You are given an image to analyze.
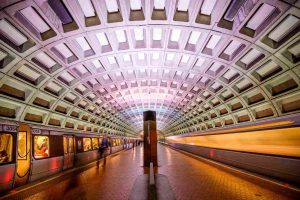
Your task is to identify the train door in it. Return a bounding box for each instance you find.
[14,124,31,187]
[63,135,74,170]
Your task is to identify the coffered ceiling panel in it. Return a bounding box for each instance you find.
[0,0,299,135]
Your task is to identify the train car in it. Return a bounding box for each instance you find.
[164,116,300,186]
[110,137,124,153]
[0,121,18,193]
[0,121,135,194]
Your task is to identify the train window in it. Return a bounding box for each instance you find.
[77,139,82,151]
[0,134,13,164]
[92,138,99,149]
[83,138,92,151]
[68,137,74,153]
[18,132,27,160]
[34,136,50,159]
[63,136,67,154]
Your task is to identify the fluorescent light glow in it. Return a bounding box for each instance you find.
[75,37,91,51]
[96,32,109,46]
[223,40,241,55]
[176,71,182,76]
[89,105,95,110]
[256,60,278,77]
[201,0,217,15]
[206,35,221,49]
[181,54,190,63]
[17,65,40,80]
[20,7,50,33]
[268,15,299,42]
[92,59,102,68]
[96,99,102,104]
[66,93,76,101]
[89,79,98,85]
[200,76,208,83]
[123,54,131,62]
[152,52,160,60]
[223,69,237,80]
[195,58,205,67]
[47,82,61,93]
[192,86,199,91]
[0,19,28,46]
[134,28,144,41]
[107,56,117,64]
[115,29,127,43]
[76,65,88,74]
[153,28,162,40]
[77,84,87,92]
[60,72,75,82]
[78,0,95,17]
[188,31,201,44]
[154,0,165,10]
[203,91,210,97]
[115,71,122,76]
[54,43,73,58]
[105,0,119,13]
[236,79,250,89]
[137,52,145,60]
[209,63,222,72]
[79,100,87,106]
[130,0,142,10]
[170,29,181,42]
[177,0,190,12]
[211,82,221,90]
[240,49,262,65]
[164,69,170,74]
[246,4,275,30]
[35,52,56,68]
[166,53,175,61]
[103,74,110,80]
[188,73,195,79]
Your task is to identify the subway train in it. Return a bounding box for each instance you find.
[0,120,139,194]
[163,115,300,187]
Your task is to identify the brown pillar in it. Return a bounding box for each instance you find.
[143,111,157,167]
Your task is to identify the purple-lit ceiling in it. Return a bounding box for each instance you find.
[0,0,299,136]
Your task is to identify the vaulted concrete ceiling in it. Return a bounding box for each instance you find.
[0,0,299,135]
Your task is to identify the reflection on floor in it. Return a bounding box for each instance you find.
[8,144,298,200]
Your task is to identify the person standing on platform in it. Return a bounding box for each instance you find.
[98,143,105,159]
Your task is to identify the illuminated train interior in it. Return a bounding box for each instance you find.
[0,0,300,199]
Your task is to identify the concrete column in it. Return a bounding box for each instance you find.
[143,111,157,167]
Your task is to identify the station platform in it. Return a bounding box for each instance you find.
[1,144,299,200]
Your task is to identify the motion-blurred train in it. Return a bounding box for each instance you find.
[0,121,139,194]
[161,115,300,187]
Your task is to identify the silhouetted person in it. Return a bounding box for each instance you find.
[98,144,105,159]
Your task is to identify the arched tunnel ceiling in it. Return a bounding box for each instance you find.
[0,0,299,135]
